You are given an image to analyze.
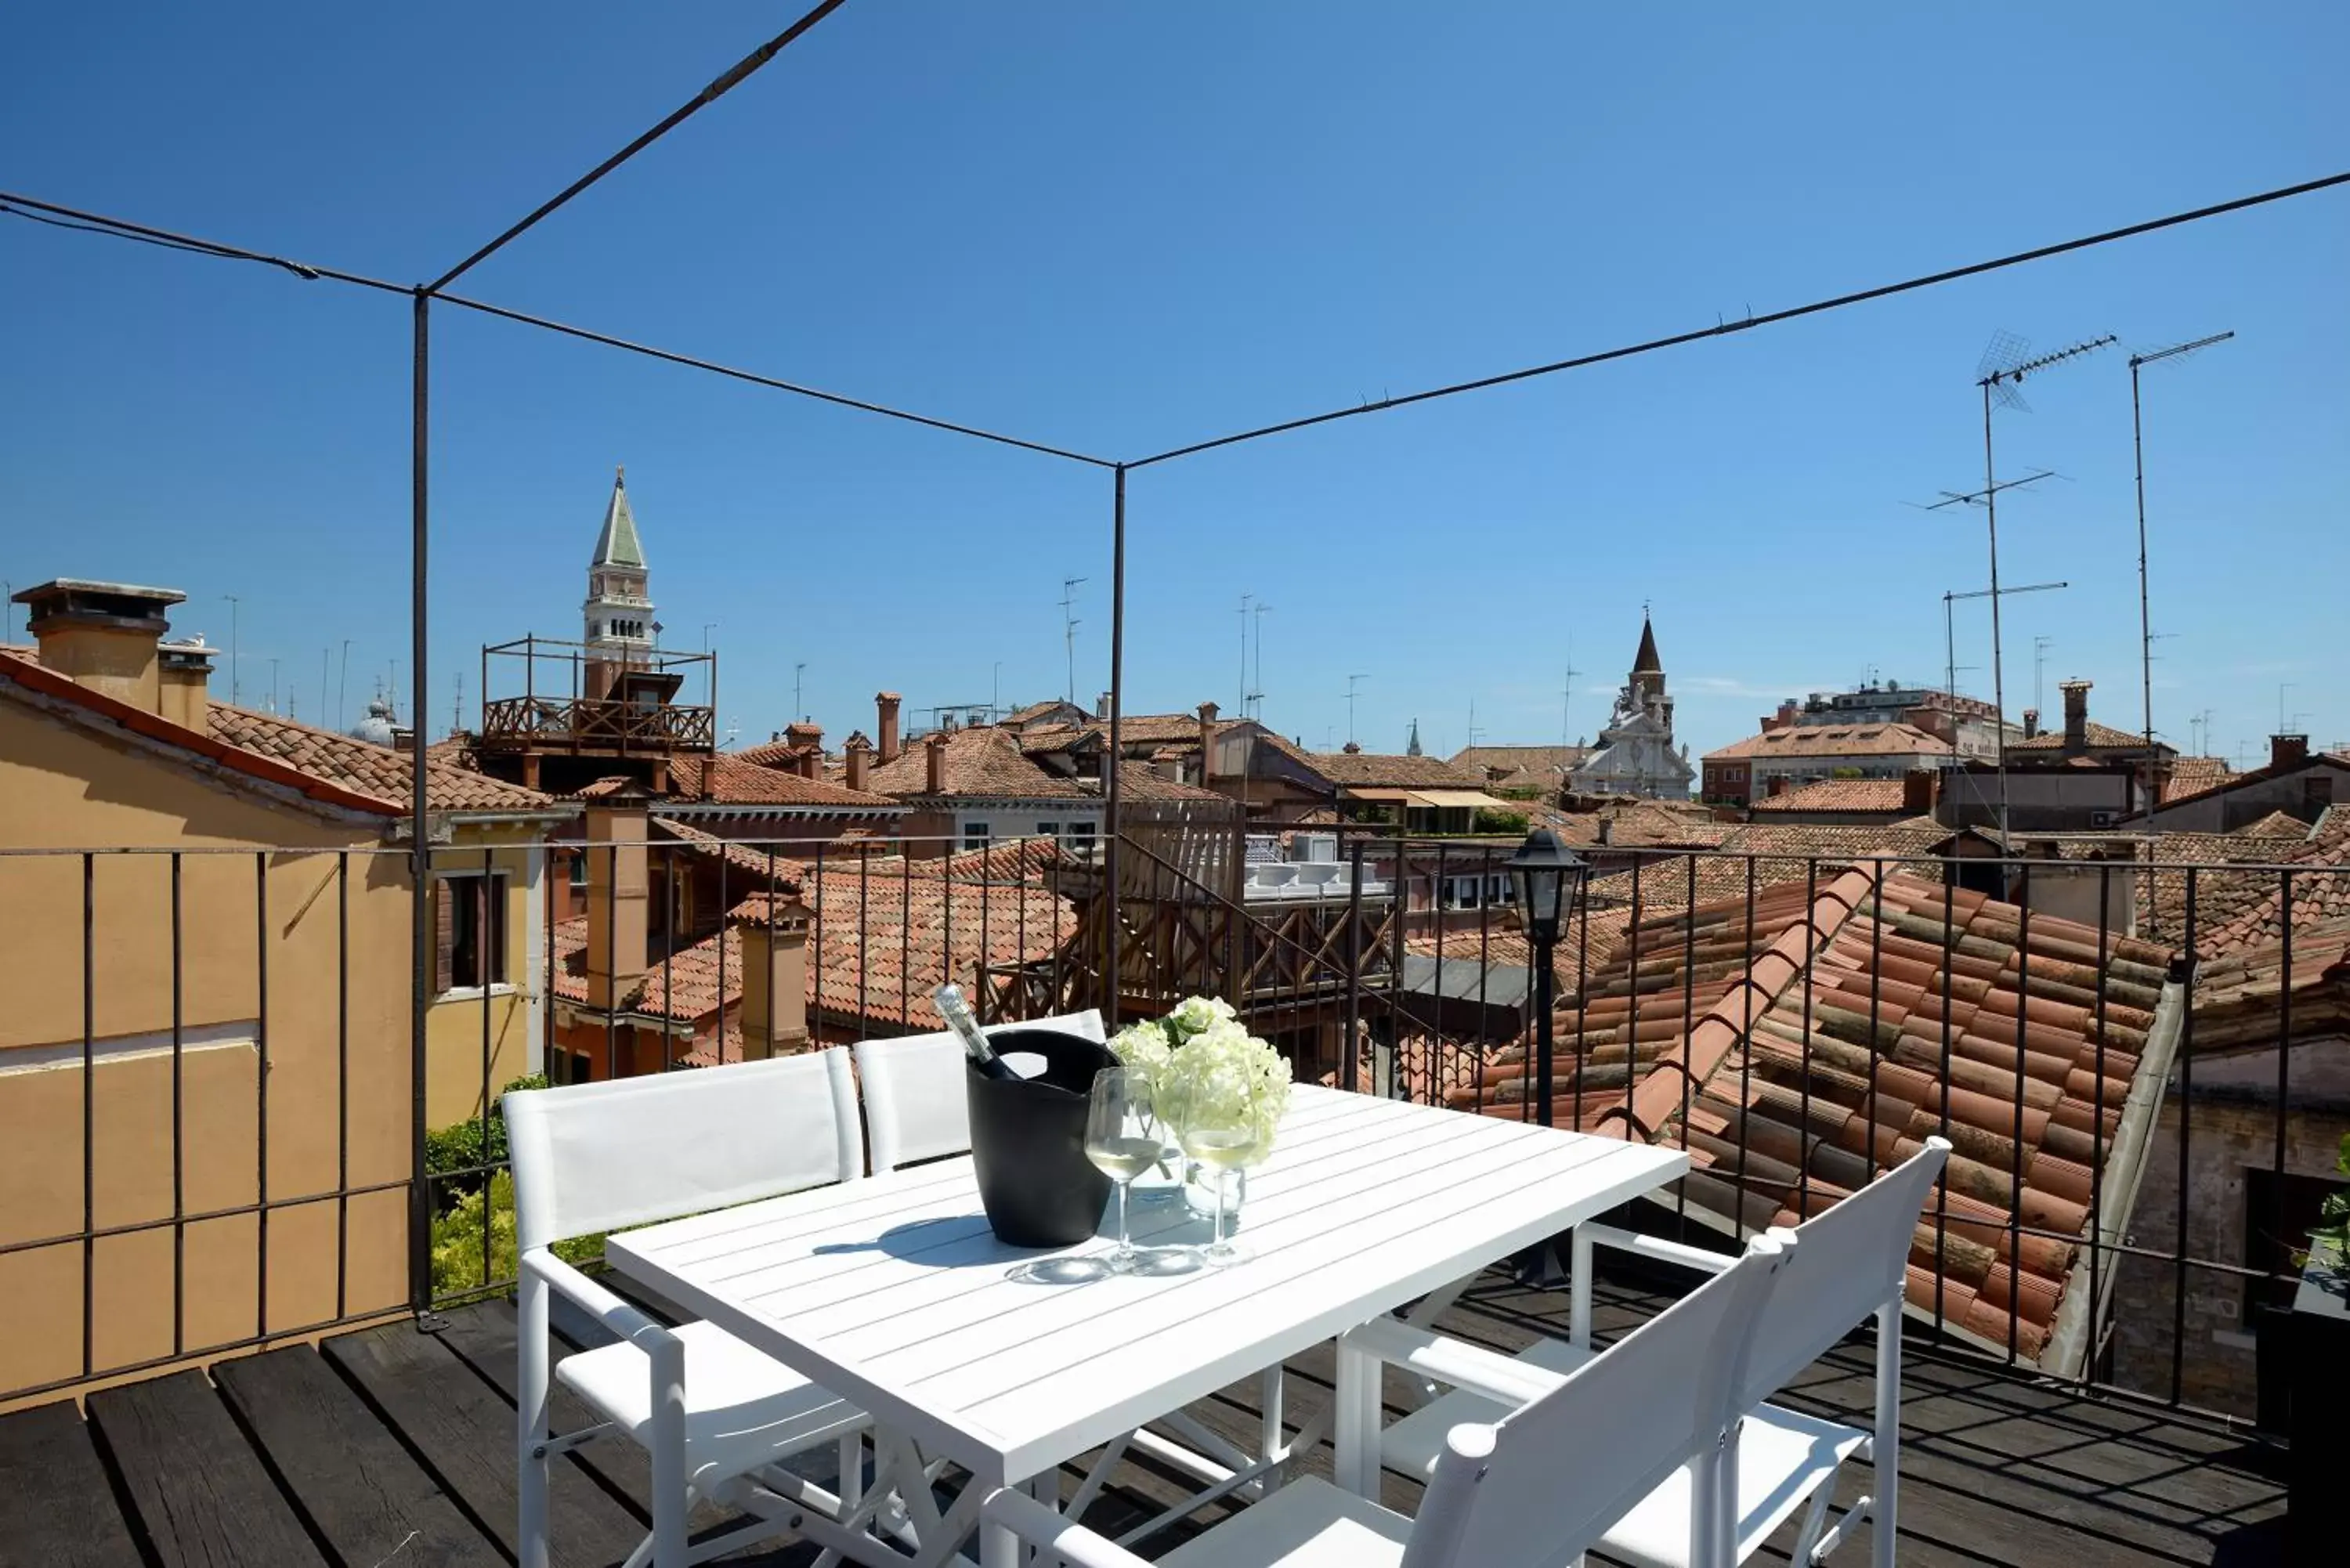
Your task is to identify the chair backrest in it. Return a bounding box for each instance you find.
[504,1049,864,1252]
[1404,1233,1789,1568]
[855,1009,1105,1173]
[1734,1136,1951,1407]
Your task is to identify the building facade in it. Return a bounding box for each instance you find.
[1566,616,1694,800]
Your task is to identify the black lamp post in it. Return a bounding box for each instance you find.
[1508,828,1590,1129]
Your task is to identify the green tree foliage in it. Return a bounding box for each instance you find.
[1473,805,1531,835]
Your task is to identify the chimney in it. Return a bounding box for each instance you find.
[734,895,810,1059]
[925,730,949,794]
[1096,691,1112,720]
[1596,815,1614,846]
[1196,700,1220,779]
[1762,699,1799,733]
[157,639,216,730]
[2271,733,2309,771]
[13,579,186,714]
[1765,775,1791,798]
[1342,740,1362,754]
[844,730,873,792]
[582,783,653,1013]
[876,692,902,764]
[796,745,822,780]
[1903,768,1940,815]
[2059,679,2092,756]
[785,720,822,757]
[2022,708,2041,740]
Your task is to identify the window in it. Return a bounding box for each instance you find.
[964,822,992,851]
[567,851,588,889]
[2245,1165,2346,1429]
[1035,821,1060,840]
[2307,775,2334,808]
[1066,821,1097,842]
[436,872,509,993]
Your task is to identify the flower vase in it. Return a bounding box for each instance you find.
[1184,1161,1246,1230]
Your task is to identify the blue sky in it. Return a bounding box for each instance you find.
[3,2,2344,768]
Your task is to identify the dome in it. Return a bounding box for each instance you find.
[348,698,397,748]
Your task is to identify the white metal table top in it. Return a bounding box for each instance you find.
[606,1083,1687,1487]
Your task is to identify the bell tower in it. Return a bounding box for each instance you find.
[583,466,654,699]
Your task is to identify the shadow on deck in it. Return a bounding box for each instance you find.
[0,1266,2287,1567]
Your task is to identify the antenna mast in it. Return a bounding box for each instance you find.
[1059,576,1088,705]
[1345,674,1368,746]
[2130,330,2232,787]
[1972,332,2117,836]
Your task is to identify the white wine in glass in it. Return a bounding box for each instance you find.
[1085,1069,1156,1271]
[1177,1115,1264,1265]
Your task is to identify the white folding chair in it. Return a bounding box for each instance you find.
[853,1007,1104,1173]
[978,1231,1793,1568]
[1363,1136,1952,1568]
[506,1050,908,1568]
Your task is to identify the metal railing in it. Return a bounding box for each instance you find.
[2,825,2341,1438]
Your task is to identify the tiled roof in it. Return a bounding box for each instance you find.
[1299,750,1488,789]
[2157,755,2231,802]
[2131,829,2312,947]
[2198,808,2350,957]
[732,738,812,770]
[867,726,1090,800]
[1528,802,1734,851]
[1100,761,1230,804]
[553,851,1073,1037]
[1704,722,1952,762]
[205,703,555,814]
[649,816,808,889]
[2010,720,2157,752]
[1579,822,1954,922]
[2234,811,2311,839]
[1455,870,2178,1367]
[2148,750,2349,813]
[1450,743,1593,777]
[2191,915,2350,1054]
[666,752,898,809]
[1748,779,1910,815]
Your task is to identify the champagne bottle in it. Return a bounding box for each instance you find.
[935,984,1021,1081]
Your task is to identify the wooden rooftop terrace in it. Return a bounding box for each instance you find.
[2,1261,2287,1568]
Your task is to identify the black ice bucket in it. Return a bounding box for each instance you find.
[967,1028,1119,1248]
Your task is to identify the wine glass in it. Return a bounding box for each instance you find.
[1084,1069,1160,1273]
[1176,1078,1265,1267]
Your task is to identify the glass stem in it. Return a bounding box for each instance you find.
[1116,1180,1132,1253]
[1213,1168,1227,1249]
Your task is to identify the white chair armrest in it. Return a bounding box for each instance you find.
[981,1487,1154,1568]
[522,1247,676,1356]
[1581,1223,1737,1275]
[1342,1318,1570,1408]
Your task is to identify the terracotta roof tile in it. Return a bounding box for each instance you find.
[2198,807,2350,956]
[2157,755,2232,802]
[1453,870,2179,1369]
[1450,743,1594,777]
[2010,719,2158,752]
[868,726,1090,799]
[1300,750,1489,790]
[666,752,898,809]
[1748,779,1910,815]
[205,703,555,814]
[2233,810,2311,839]
[1705,722,1952,762]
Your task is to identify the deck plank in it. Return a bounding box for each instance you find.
[0,1401,146,1568]
[85,1369,325,1568]
[326,1318,645,1568]
[215,1346,502,1568]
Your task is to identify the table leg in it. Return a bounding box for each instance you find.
[1333,1336,1378,1498]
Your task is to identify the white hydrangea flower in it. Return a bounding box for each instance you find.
[1108,1020,1172,1075]
[1158,1017,1292,1154]
[1166,994,1238,1043]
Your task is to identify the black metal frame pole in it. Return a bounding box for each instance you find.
[407,289,432,1314]
[1104,463,1126,1027]
[2131,356,2155,799]
[1532,931,1556,1129]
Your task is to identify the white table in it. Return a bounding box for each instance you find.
[607,1083,1687,1566]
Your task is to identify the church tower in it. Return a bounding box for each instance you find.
[1564,609,1694,800]
[583,467,654,700]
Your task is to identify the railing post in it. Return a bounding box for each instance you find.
[1343,840,1364,1094]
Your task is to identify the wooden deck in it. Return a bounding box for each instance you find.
[0,1266,2288,1568]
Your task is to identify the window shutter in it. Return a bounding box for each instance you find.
[434,879,454,993]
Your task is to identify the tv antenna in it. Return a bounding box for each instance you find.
[1237,594,1253,712]
[1345,674,1369,746]
[1059,576,1087,704]
[2031,635,2055,716]
[793,662,806,723]
[1940,580,2066,768]
[1966,331,2115,836]
[2130,330,2232,793]
[1247,602,1273,720]
[1560,640,1582,748]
